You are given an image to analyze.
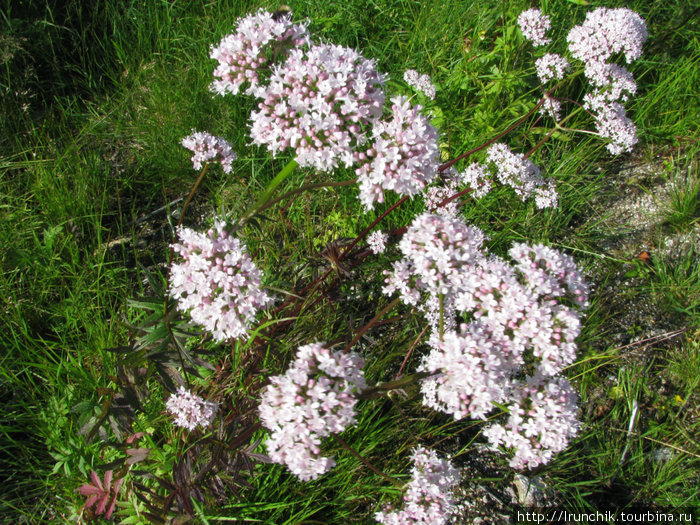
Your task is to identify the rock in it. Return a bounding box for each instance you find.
[649,447,674,462]
[513,474,552,507]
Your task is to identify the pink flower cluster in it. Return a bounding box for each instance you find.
[210,9,309,97]
[446,145,555,208]
[166,387,218,431]
[534,53,570,84]
[566,8,647,154]
[258,343,367,481]
[422,171,461,218]
[567,8,647,66]
[249,43,386,171]
[539,96,563,121]
[486,143,558,209]
[403,69,436,99]
[383,211,588,467]
[368,231,389,254]
[356,96,440,210]
[169,222,274,342]
[383,213,485,313]
[458,163,492,199]
[181,131,237,173]
[375,446,460,525]
[483,374,580,469]
[420,323,512,420]
[214,10,449,210]
[518,8,551,47]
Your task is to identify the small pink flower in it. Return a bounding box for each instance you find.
[368,231,389,254]
[259,343,366,481]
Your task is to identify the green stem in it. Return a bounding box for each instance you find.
[177,163,210,229]
[239,159,299,223]
[524,107,582,159]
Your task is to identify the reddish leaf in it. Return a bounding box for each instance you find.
[125,447,151,465]
[112,477,124,495]
[126,432,145,444]
[90,470,103,491]
[104,470,113,493]
[105,492,119,519]
[95,493,109,515]
[78,483,103,496]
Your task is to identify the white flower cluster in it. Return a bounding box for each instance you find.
[483,374,580,469]
[169,222,274,342]
[567,8,647,66]
[539,96,563,121]
[486,143,558,208]
[368,231,389,254]
[446,145,555,208]
[250,43,386,171]
[566,8,648,154]
[383,212,485,311]
[166,387,218,431]
[420,323,512,420]
[534,53,570,84]
[403,69,436,99]
[210,9,309,97]
[356,96,440,210]
[509,242,590,309]
[383,211,588,467]
[258,343,367,481]
[375,446,460,525]
[518,8,551,47]
[214,9,446,210]
[181,131,237,173]
[422,172,460,219]
[458,162,492,199]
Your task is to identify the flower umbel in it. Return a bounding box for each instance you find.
[210,9,309,97]
[259,343,367,481]
[356,96,440,210]
[169,222,274,342]
[518,8,552,47]
[375,446,461,525]
[166,387,218,431]
[182,131,237,173]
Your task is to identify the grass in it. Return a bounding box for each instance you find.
[1,0,698,522]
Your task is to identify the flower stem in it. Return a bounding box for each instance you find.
[357,370,437,400]
[177,163,210,229]
[253,179,356,217]
[239,159,299,224]
[332,434,403,488]
[343,297,401,353]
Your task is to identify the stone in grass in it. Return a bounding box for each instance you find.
[649,447,674,463]
[513,474,553,507]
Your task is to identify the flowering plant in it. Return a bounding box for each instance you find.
[81,4,653,522]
